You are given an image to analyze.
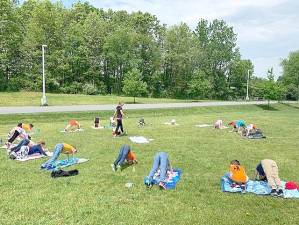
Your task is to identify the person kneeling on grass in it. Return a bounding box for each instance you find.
[244,124,257,136]
[64,120,81,132]
[214,119,223,129]
[144,152,172,190]
[41,143,77,169]
[254,159,284,197]
[229,160,249,193]
[111,144,137,171]
[228,120,246,133]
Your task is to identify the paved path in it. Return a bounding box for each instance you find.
[0,101,278,115]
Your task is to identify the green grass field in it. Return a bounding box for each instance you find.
[0,92,195,106]
[0,103,298,225]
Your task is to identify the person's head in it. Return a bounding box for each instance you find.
[228,121,236,128]
[17,123,22,127]
[118,102,123,106]
[72,147,77,154]
[38,140,46,147]
[29,124,34,129]
[253,124,257,129]
[230,160,240,166]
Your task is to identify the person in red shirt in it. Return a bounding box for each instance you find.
[111,144,137,171]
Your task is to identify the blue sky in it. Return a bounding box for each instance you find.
[21,0,299,78]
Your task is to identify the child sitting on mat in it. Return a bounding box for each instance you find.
[144,152,173,190]
[111,144,137,171]
[41,143,77,169]
[244,124,257,136]
[64,120,81,132]
[229,160,249,193]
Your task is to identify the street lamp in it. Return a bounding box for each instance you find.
[41,44,48,106]
[246,69,251,101]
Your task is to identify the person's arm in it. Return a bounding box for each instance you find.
[120,109,125,117]
[39,145,48,156]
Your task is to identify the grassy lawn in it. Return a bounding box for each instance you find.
[0,92,196,106]
[0,103,298,225]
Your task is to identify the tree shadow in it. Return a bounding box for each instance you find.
[124,101,143,104]
[280,102,299,110]
[255,104,279,111]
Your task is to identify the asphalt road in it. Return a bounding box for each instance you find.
[0,101,278,115]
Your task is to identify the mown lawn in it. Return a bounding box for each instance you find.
[0,92,196,106]
[0,104,298,225]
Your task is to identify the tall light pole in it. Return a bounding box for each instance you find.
[246,69,251,101]
[41,45,48,106]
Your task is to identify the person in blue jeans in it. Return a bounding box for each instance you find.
[9,139,48,159]
[111,144,137,171]
[144,152,172,190]
[41,143,77,169]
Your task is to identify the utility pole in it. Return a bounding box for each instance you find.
[246,69,251,101]
[41,45,48,106]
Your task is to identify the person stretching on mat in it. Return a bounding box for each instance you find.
[9,139,48,160]
[6,123,30,148]
[144,152,173,190]
[113,102,125,137]
[214,119,223,129]
[41,143,77,169]
[228,120,246,133]
[64,120,81,132]
[254,159,284,197]
[244,124,257,136]
[111,144,137,171]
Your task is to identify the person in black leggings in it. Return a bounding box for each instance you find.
[114,102,125,136]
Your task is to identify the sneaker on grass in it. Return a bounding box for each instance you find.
[277,189,284,197]
[270,189,277,197]
[111,164,116,172]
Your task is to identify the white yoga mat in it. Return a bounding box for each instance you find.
[129,136,151,144]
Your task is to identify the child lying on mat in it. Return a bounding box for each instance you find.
[228,160,249,193]
[64,120,81,132]
[254,159,284,197]
[41,143,77,169]
[111,144,137,171]
[144,152,173,190]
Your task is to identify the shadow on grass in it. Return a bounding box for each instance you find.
[280,102,299,110]
[120,162,136,172]
[124,101,143,104]
[255,104,279,111]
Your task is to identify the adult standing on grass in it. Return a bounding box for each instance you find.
[113,102,125,136]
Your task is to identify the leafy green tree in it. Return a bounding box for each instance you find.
[194,19,240,99]
[122,68,147,103]
[163,23,198,97]
[258,68,285,108]
[228,59,253,99]
[187,70,212,99]
[281,51,299,100]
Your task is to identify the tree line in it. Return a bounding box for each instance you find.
[1,0,298,101]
